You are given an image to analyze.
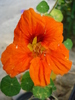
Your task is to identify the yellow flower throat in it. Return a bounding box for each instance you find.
[27,37,46,56]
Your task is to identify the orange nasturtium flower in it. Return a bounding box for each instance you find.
[1,8,72,87]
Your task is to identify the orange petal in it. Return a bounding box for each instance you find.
[29,57,40,86]
[14,8,45,45]
[29,56,51,86]
[14,8,63,51]
[46,44,72,75]
[47,55,63,74]
[1,43,32,77]
[41,57,51,85]
[42,16,63,50]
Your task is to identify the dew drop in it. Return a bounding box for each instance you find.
[65,56,68,60]
[44,54,46,56]
[58,44,60,46]
[16,45,18,49]
[49,63,50,66]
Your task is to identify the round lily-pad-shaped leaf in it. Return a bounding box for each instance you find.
[63,38,73,50]
[21,71,34,91]
[50,8,63,22]
[1,75,21,96]
[36,1,49,13]
[33,85,52,100]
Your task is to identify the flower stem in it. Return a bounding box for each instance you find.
[49,0,58,13]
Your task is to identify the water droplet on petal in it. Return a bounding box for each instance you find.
[44,54,46,56]
[65,56,69,60]
[16,45,18,49]
[58,44,60,46]
[49,63,50,66]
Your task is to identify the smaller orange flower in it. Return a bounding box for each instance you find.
[1,8,72,87]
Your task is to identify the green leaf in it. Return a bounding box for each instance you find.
[47,79,56,91]
[63,38,73,50]
[58,0,65,5]
[48,79,56,91]
[50,9,63,22]
[73,24,75,35]
[36,1,49,13]
[1,75,21,96]
[73,29,75,35]
[33,78,56,99]
[21,71,34,91]
[33,85,52,100]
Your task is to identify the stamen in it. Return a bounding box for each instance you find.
[32,37,37,45]
[27,37,46,56]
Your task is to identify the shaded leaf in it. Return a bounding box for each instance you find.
[36,1,49,13]
[33,85,52,100]
[1,75,21,96]
[58,0,65,5]
[50,9,63,22]
[64,38,73,50]
[47,79,56,91]
[21,71,34,91]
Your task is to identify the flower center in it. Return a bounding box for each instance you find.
[27,37,46,56]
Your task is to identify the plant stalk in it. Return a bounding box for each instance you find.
[49,0,58,13]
